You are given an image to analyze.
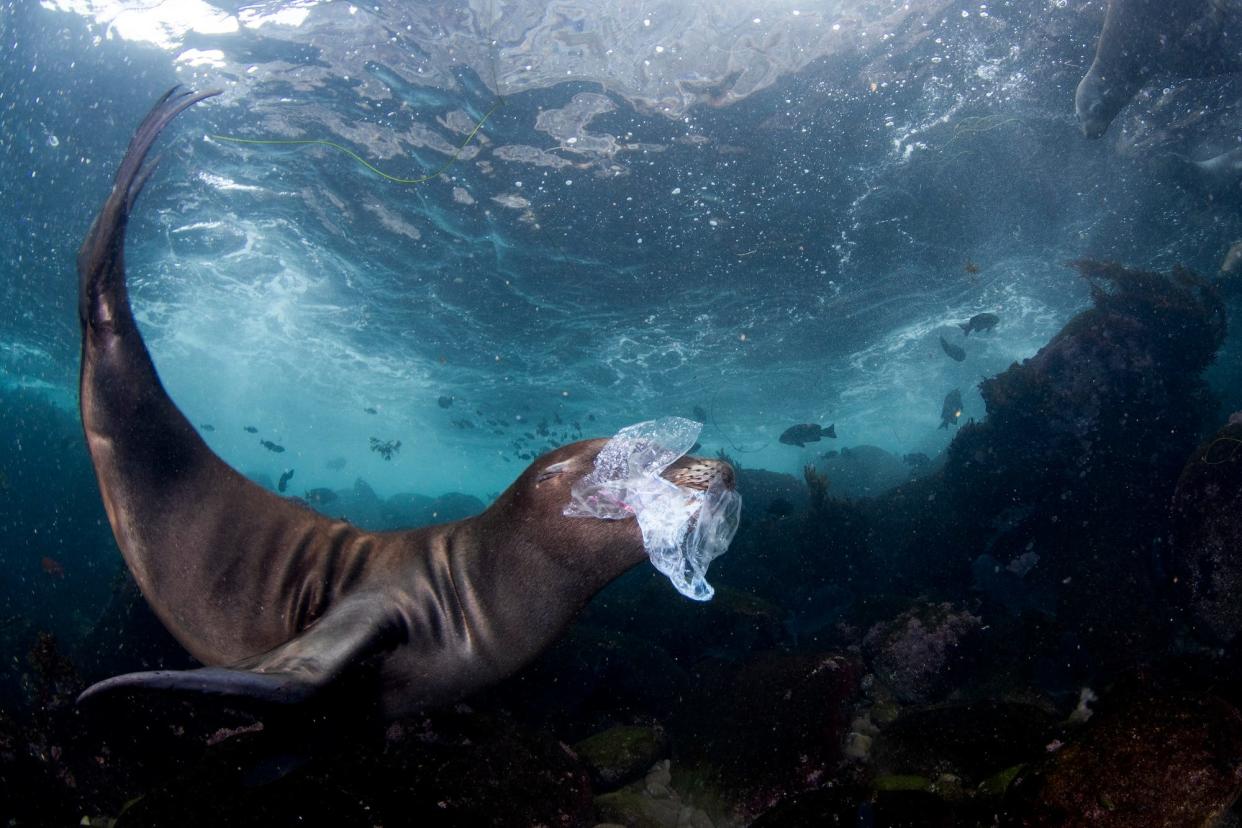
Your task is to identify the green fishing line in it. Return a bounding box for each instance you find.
[209,98,502,185]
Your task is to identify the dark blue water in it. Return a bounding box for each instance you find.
[3,1,1242,825]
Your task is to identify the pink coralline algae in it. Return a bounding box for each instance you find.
[863,602,984,704]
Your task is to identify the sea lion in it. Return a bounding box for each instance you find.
[1076,0,1241,139]
[76,88,736,718]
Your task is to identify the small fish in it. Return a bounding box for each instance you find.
[692,405,708,422]
[689,441,702,454]
[200,423,215,432]
[278,468,295,493]
[964,260,980,275]
[40,556,64,579]
[325,457,347,471]
[940,389,963,430]
[779,423,836,448]
[959,312,999,336]
[903,452,930,468]
[304,487,338,505]
[452,419,474,430]
[438,395,454,409]
[821,450,839,460]
[260,439,285,453]
[244,426,258,434]
[363,407,378,415]
[939,335,966,362]
[370,438,401,461]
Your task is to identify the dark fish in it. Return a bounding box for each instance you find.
[437,395,454,409]
[278,468,295,493]
[243,426,258,434]
[587,414,595,421]
[40,556,64,579]
[692,405,708,422]
[452,419,474,430]
[940,389,963,430]
[959,312,999,336]
[821,450,839,460]
[964,260,980,275]
[370,438,401,461]
[325,456,347,471]
[689,441,702,454]
[779,423,836,447]
[200,423,215,432]
[260,439,285,453]
[939,335,966,362]
[363,407,378,415]
[304,487,338,505]
[903,452,930,468]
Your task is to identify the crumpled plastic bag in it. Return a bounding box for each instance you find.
[564,417,742,600]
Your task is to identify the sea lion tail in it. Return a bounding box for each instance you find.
[78,86,220,331]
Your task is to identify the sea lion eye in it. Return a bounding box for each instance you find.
[537,460,573,482]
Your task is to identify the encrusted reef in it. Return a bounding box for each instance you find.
[1171,419,1242,644]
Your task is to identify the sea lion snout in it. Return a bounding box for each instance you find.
[661,456,735,493]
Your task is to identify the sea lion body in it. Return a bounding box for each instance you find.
[77,89,735,718]
[1076,0,1241,138]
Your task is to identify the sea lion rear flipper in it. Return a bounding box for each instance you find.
[78,592,404,707]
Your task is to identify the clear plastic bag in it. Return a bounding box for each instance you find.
[565,417,742,600]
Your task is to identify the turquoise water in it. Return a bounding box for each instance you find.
[3,1,1242,825]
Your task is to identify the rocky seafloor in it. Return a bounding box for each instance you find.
[4,260,1242,826]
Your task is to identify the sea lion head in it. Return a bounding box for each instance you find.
[1075,65,1124,139]
[486,438,736,583]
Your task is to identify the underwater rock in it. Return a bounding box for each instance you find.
[580,572,786,665]
[380,491,485,530]
[862,602,984,705]
[0,706,78,826]
[816,445,910,499]
[486,624,691,734]
[733,467,809,516]
[871,701,1058,786]
[1171,420,1242,644]
[572,724,668,792]
[321,477,385,527]
[109,707,595,826]
[592,760,717,828]
[950,260,1225,517]
[1007,690,1242,827]
[749,786,867,827]
[672,652,863,813]
[25,631,83,718]
[723,482,871,621]
[873,261,1227,666]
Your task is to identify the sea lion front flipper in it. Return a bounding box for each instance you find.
[79,591,405,708]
